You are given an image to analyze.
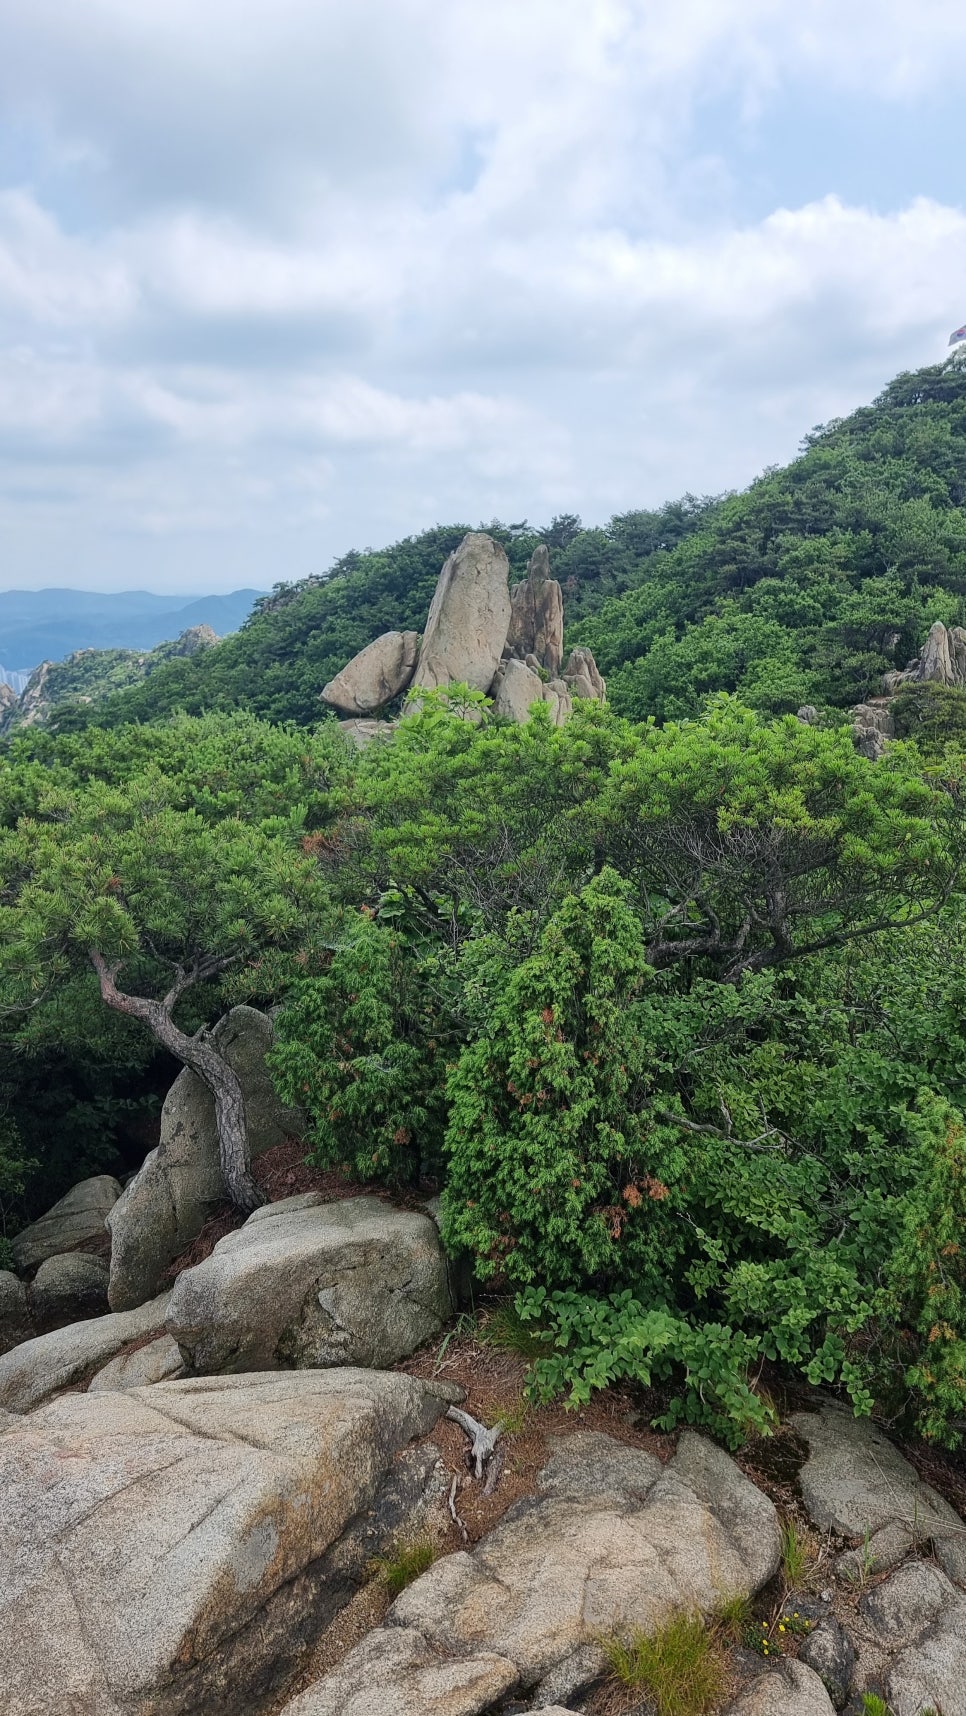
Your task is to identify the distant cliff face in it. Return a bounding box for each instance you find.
[0,627,220,735]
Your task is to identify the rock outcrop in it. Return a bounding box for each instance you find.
[167,1193,453,1374]
[29,1250,110,1329]
[414,533,512,694]
[0,1369,456,1716]
[321,631,420,715]
[281,1428,780,1715]
[107,1006,305,1311]
[562,645,606,702]
[322,534,603,741]
[792,1405,966,1584]
[884,619,966,694]
[506,544,565,676]
[0,1291,171,1412]
[489,657,571,726]
[850,700,895,761]
[0,1270,34,1353]
[11,1172,121,1271]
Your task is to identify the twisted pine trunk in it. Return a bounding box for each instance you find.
[90,953,263,1215]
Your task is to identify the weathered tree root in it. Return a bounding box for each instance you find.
[446,1406,505,1483]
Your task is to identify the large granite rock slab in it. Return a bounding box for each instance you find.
[0,1291,171,1413]
[11,1173,121,1271]
[792,1406,966,1583]
[29,1250,110,1329]
[506,544,564,676]
[282,1428,780,1716]
[108,1006,305,1311]
[0,1270,34,1353]
[321,631,420,716]
[0,1369,454,1716]
[415,533,511,694]
[167,1193,453,1374]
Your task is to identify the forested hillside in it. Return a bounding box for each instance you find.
[53,351,966,733]
[5,353,966,1453]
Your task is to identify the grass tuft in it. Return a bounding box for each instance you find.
[780,1519,811,1587]
[860,1697,891,1716]
[601,1612,724,1716]
[712,1592,751,1643]
[481,1300,552,1358]
[370,1535,436,1597]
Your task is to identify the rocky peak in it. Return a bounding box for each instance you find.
[506,542,565,676]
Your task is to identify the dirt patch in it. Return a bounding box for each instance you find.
[396,1317,675,1549]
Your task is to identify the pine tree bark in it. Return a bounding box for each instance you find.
[89,952,263,1214]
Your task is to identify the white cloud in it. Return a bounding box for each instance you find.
[0,1,964,592]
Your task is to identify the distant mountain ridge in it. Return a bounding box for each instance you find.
[0,588,266,674]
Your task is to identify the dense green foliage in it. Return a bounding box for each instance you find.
[265,694,966,1445]
[2,629,223,736]
[0,714,347,1218]
[6,356,966,1454]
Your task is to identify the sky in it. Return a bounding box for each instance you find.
[1,1,965,595]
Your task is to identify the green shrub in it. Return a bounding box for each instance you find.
[371,1536,436,1596]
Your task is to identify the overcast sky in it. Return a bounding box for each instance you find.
[1,1,965,594]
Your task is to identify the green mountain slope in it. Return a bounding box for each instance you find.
[49,351,966,733]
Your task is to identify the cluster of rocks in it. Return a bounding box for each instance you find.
[847,619,966,759]
[320,533,604,743]
[1,1006,964,1715]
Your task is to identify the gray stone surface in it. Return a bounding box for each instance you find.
[282,1428,780,1716]
[725,1660,836,1715]
[885,619,966,694]
[29,1249,109,1328]
[89,1331,187,1391]
[800,1617,856,1709]
[506,544,564,676]
[851,701,895,760]
[0,1368,454,1716]
[0,1291,170,1413]
[490,657,551,723]
[338,718,395,749]
[415,532,512,694]
[107,1006,305,1311]
[856,1560,966,1715]
[321,631,420,715]
[0,1269,34,1352]
[792,1406,966,1583]
[530,1642,606,1708]
[11,1173,121,1271]
[280,1625,518,1716]
[167,1193,453,1374]
[562,645,606,702]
